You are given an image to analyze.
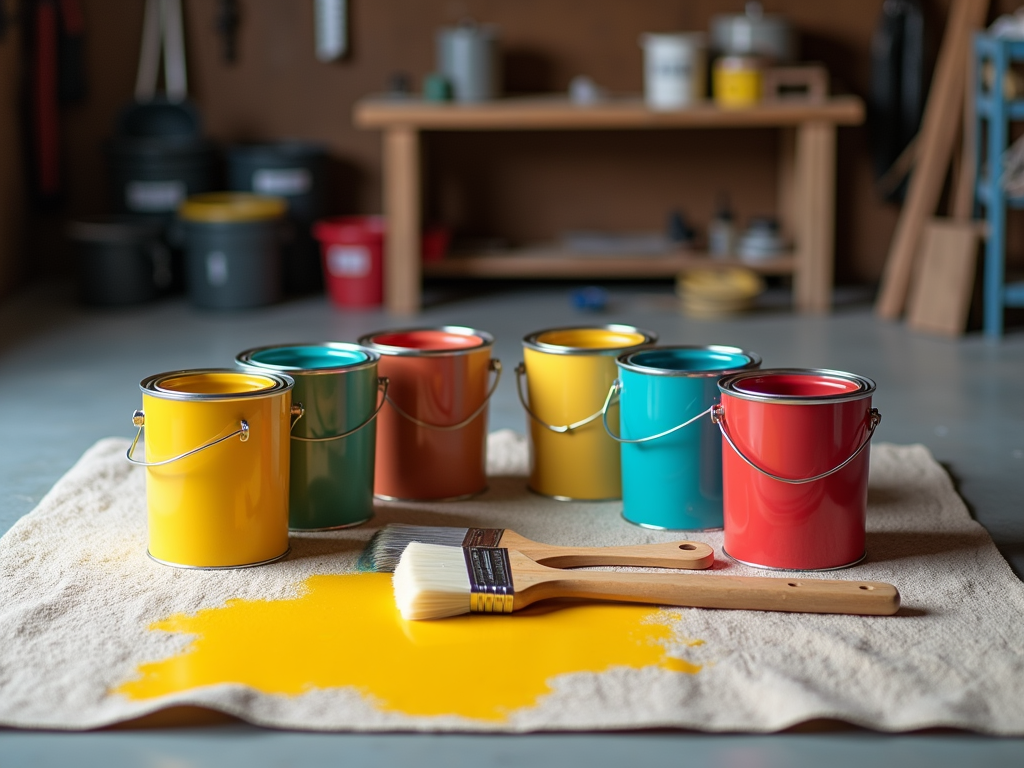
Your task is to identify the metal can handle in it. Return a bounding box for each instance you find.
[515,362,607,434]
[385,360,501,432]
[711,404,882,485]
[292,377,390,442]
[125,410,250,467]
[600,379,715,443]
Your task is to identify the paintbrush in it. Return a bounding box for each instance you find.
[392,543,902,621]
[359,523,715,572]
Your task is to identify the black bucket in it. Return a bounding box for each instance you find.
[106,98,215,223]
[177,193,287,310]
[67,217,172,306]
[226,142,329,294]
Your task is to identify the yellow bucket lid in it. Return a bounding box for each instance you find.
[677,267,765,301]
[178,193,287,223]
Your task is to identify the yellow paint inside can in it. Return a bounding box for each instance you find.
[154,371,279,395]
[116,573,700,721]
[535,328,648,350]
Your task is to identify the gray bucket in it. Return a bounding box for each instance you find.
[226,142,329,294]
[67,217,172,306]
[177,194,287,310]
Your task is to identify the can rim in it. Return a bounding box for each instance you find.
[358,326,494,357]
[617,345,761,378]
[140,368,295,401]
[235,342,379,375]
[718,368,876,405]
[522,324,658,356]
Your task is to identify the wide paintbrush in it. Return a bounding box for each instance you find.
[392,543,902,621]
[359,523,714,572]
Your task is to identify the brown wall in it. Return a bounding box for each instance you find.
[44,0,1015,285]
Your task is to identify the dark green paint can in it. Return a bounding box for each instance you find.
[236,343,385,530]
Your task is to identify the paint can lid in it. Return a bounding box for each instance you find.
[140,369,294,401]
[359,326,493,356]
[178,193,287,223]
[523,325,657,356]
[237,343,379,374]
[718,368,875,405]
[618,345,761,377]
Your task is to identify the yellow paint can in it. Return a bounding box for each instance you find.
[128,369,299,569]
[518,325,657,500]
[713,56,763,108]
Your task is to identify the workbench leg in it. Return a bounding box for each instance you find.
[383,127,421,314]
[793,121,836,313]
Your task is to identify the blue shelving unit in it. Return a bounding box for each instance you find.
[974,33,1024,337]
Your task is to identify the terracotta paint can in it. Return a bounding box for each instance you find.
[128,369,300,568]
[713,369,882,570]
[358,326,501,501]
[236,343,387,530]
[518,325,657,500]
[605,345,761,530]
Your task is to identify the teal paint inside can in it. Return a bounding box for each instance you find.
[236,342,382,530]
[615,345,761,530]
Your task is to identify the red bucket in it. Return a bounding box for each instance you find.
[712,369,881,571]
[314,216,385,308]
[313,217,451,309]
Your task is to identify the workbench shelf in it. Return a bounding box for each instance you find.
[973,33,1024,335]
[424,250,795,279]
[354,95,864,314]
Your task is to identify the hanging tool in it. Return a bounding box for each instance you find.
[216,0,239,64]
[135,0,187,102]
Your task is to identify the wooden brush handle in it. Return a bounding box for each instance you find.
[500,531,714,570]
[509,552,900,616]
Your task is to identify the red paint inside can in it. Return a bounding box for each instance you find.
[370,330,484,352]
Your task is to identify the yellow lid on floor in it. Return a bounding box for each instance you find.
[178,193,287,223]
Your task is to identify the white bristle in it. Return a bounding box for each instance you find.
[392,542,472,620]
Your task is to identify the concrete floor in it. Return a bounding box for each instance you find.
[1,281,1022,765]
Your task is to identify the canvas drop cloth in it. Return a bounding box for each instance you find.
[1,433,1023,733]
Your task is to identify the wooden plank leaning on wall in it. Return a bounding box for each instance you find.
[875,0,989,319]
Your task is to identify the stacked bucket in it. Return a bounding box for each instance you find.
[128,323,880,574]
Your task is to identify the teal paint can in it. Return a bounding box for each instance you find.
[236,343,387,530]
[604,345,761,530]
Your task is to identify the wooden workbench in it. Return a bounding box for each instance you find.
[354,95,865,314]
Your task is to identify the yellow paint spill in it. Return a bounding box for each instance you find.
[116,573,701,721]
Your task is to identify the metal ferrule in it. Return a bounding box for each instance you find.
[717,368,876,405]
[358,326,494,357]
[465,547,515,614]
[522,324,657,356]
[235,342,380,376]
[462,528,505,548]
[616,345,762,377]
[140,369,295,402]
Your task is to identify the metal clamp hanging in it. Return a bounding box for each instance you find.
[386,360,501,432]
[126,410,250,467]
[292,377,390,442]
[600,379,715,443]
[515,362,607,434]
[711,405,882,485]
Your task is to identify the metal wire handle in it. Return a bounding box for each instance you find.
[712,405,882,485]
[600,379,715,443]
[292,377,390,443]
[385,360,501,432]
[126,410,250,467]
[515,362,607,434]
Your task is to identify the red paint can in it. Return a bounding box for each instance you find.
[358,326,501,501]
[712,369,881,571]
[314,216,385,308]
